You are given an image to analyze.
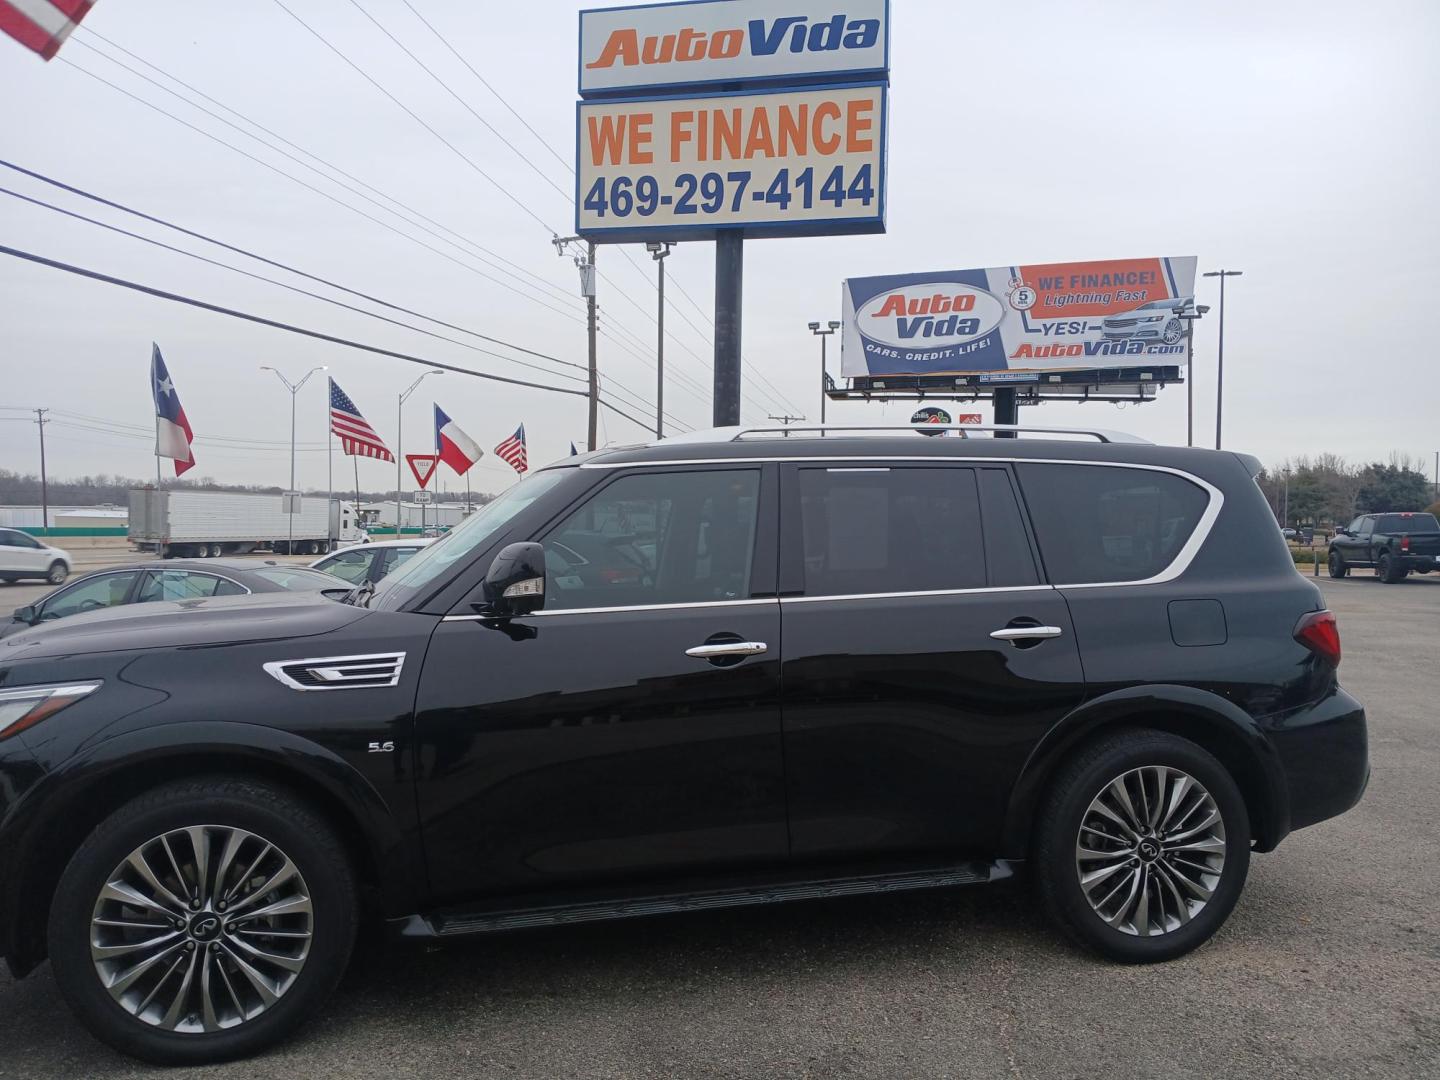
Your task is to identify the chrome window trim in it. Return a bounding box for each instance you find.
[263,652,406,691]
[442,598,776,621]
[580,456,1222,592]
[139,569,253,599]
[781,585,1055,604]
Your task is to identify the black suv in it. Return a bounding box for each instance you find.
[0,426,1369,1064]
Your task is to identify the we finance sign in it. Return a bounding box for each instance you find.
[579,0,889,97]
[577,84,886,240]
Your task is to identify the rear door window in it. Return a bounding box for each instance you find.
[1016,464,1211,584]
[795,466,985,595]
[136,570,228,602]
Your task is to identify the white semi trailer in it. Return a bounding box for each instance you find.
[128,490,367,558]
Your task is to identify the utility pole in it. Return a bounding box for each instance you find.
[808,321,840,429]
[555,236,600,450]
[33,408,49,536]
[1203,269,1243,450]
[647,242,672,438]
[261,365,327,554]
[767,413,806,438]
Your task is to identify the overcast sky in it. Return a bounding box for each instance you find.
[3,0,1438,497]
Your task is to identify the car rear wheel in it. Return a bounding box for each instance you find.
[1327,549,1348,578]
[48,778,357,1065]
[47,561,69,585]
[1377,553,1406,583]
[1034,729,1250,963]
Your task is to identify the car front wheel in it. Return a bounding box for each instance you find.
[1034,729,1250,963]
[48,778,357,1065]
[47,561,69,585]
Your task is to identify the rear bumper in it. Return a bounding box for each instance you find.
[1396,554,1440,571]
[1262,686,1369,838]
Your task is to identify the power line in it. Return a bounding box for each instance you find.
[57,61,585,324]
[344,0,571,203]
[397,0,573,174]
[0,161,587,372]
[270,0,557,234]
[74,32,580,308]
[1,184,591,387]
[0,243,657,433]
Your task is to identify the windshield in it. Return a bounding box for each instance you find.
[372,470,568,609]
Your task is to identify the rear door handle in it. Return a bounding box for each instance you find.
[989,626,1064,642]
[685,641,768,658]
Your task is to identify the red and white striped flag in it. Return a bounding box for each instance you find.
[494,424,527,475]
[329,378,394,462]
[0,0,97,61]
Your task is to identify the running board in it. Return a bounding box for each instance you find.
[396,861,1015,939]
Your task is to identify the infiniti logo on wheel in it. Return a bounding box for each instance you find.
[190,915,221,939]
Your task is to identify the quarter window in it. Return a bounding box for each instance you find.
[796,467,985,595]
[1016,464,1211,584]
[543,469,760,609]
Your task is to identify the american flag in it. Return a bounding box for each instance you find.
[329,378,393,461]
[0,0,96,61]
[494,424,527,475]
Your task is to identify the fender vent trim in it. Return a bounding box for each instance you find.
[263,652,405,691]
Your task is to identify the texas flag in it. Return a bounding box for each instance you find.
[151,343,195,476]
[434,404,482,475]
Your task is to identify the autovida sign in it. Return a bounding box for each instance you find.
[576,0,889,242]
[840,257,1199,378]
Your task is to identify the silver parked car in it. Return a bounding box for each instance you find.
[1101,296,1193,345]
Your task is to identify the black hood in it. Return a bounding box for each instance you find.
[0,592,368,660]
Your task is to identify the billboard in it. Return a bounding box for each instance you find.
[579,0,890,98]
[577,83,886,242]
[840,257,1198,378]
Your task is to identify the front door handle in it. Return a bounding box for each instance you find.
[685,641,768,658]
[989,626,1064,642]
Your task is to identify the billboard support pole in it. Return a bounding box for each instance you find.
[714,232,743,427]
[993,387,1018,437]
[587,242,599,452]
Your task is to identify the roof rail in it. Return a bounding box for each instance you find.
[722,423,1152,444]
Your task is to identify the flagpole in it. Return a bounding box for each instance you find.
[326,380,333,531]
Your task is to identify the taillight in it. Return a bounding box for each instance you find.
[1401,535,1410,551]
[1294,610,1341,666]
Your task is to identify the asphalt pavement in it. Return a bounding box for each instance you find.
[1,572,1436,1078]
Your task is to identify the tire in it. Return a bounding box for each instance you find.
[47,778,357,1065]
[47,560,69,585]
[1327,549,1348,578]
[0,575,13,584]
[1034,729,1251,964]
[1378,553,1405,583]
[210,544,224,559]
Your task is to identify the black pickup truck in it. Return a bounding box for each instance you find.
[1329,512,1440,581]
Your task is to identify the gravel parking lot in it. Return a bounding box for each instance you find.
[2,573,1436,1078]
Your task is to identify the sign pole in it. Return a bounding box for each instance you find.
[993,387,1017,438]
[714,232,743,427]
[587,241,599,451]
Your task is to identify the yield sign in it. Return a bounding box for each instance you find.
[406,454,439,489]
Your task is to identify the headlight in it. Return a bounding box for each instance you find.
[1141,315,1165,322]
[0,682,101,741]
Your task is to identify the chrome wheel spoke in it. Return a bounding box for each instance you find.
[90,824,312,1032]
[1076,765,1227,938]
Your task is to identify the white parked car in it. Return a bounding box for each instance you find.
[0,528,73,585]
[309,537,434,586]
[1101,295,1193,346]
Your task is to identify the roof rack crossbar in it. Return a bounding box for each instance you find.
[722,424,1151,445]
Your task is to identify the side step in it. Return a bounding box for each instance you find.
[398,861,1014,939]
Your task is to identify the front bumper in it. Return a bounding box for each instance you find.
[1262,686,1369,837]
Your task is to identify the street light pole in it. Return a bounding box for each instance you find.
[647,242,672,438]
[397,369,444,539]
[261,365,326,554]
[1175,302,1210,447]
[808,320,840,429]
[1203,269,1243,450]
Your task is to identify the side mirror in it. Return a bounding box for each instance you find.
[481,542,546,618]
[1334,527,1349,537]
[12,605,37,625]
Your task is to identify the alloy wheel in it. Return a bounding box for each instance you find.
[1074,766,1226,937]
[89,825,313,1033]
